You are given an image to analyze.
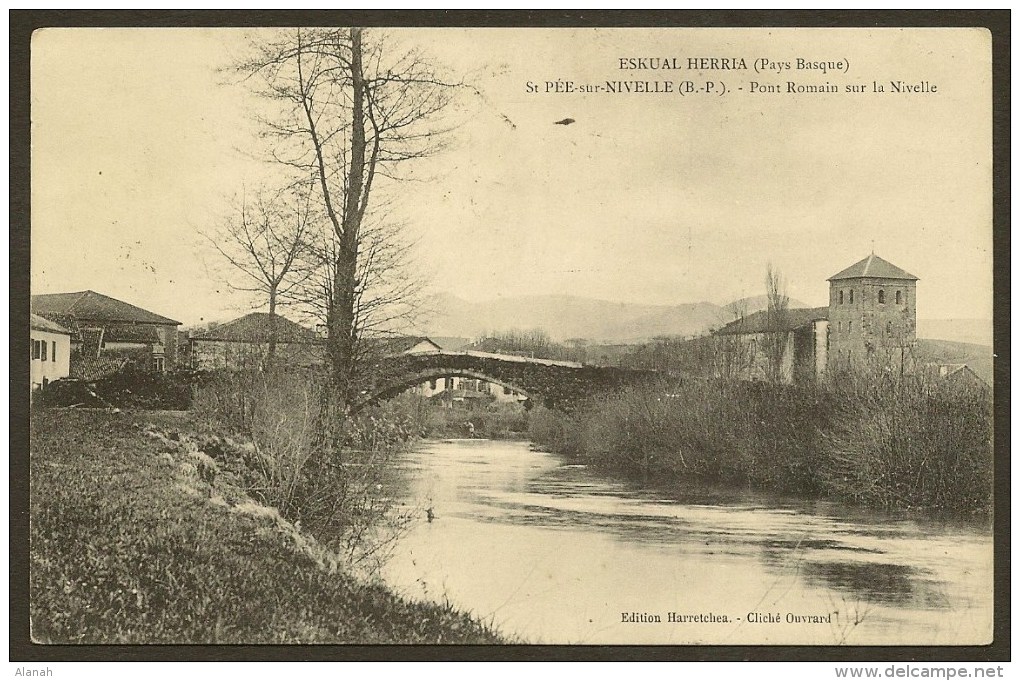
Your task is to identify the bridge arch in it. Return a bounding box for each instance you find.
[353,350,657,414]
[355,367,532,412]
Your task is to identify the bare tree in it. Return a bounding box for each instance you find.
[202,183,315,363]
[237,27,459,413]
[763,262,790,383]
[286,210,428,369]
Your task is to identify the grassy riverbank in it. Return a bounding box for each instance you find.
[529,373,993,517]
[30,408,506,643]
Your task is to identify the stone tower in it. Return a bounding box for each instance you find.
[827,254,918,372]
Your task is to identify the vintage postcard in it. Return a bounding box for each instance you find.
[24,18,999,655]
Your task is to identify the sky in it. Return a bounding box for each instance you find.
[30,27,993,327]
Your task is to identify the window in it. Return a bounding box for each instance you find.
[838,321,842,333]
[886,321,893,336]
[896,290,902,305]
[848,322,852,333]
[878,290,885,304]
[52,341,57,363]
[503,386,512,395]
[839,290,844,304]
[430,379,437,390]
[445,377,453,390]
[849,290,854,304]
[32,339,40,360]
[41,341,48,361]
[153,356,165,373]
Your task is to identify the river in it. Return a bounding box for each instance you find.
[380,438,993,645]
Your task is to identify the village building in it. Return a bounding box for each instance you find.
[374,336,443,356]
[716,307,829,383]
[32,290,182,379]
[187,312,324,370]
[715,254,919,383]
[827,253,918,374]
[30,314,72,390]
[924,363,989,389]
[418,375,529,407]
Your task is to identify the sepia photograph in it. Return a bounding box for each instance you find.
[18,12,1004,658]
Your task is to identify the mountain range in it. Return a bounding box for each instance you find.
[417,293,993,347]
[417,293,806,343]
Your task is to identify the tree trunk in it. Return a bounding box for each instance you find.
[328,26,367,413]
[267,287,278,367]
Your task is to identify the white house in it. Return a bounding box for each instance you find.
[31,313,71,390]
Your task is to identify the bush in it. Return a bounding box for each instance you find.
[529,374,992,516]
[821,373,992,514]
[191,369,417,567]
[420,399,530,439]
[528,405,584,456]
[36,369,199,410]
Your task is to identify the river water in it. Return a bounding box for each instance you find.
[380,438,993,645]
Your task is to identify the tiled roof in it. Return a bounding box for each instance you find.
[717,307,829,335]
[190,313,320,344]
[71,356,128,381]
[31,313,71,335]
[103,324,163,344]
[32,290,181,325]
[375,336,442,355]
[828,254,918,281]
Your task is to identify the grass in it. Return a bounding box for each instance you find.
[30,408,507,644]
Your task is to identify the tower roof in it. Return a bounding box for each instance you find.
[827,254,918,281]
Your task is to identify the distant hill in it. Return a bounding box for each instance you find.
[917,319,993,347]
[724,294,809,318]
[419,293,706,342]
[419,293,808,343]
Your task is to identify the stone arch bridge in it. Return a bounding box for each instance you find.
[355,351,659,413]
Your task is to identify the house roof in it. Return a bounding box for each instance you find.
[828,254,918,281]
[32,290,181,326]
[430,336,471,352]
[104,324,163,344]
[189,313,321,344]
[717,307,829,335]
[923,363,989,387]
[31,313,71,335]
[71,356,130,381]
[375,336,442,355]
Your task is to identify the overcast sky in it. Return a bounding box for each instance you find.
[30,27,993,327]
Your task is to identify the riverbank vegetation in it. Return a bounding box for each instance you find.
[528,371,993,517]
[190,369,428,565]
[417,398,529,440]
[30,406,506,643]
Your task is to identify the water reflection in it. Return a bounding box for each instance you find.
[799,561,950,610]
[381,439,992,645]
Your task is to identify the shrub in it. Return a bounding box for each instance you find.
[36,369,200,410]
[419,399,530,439]
[528,405,583,456]
[191,369,417,567]
[821,373,992,514]
[529,373,991,516]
